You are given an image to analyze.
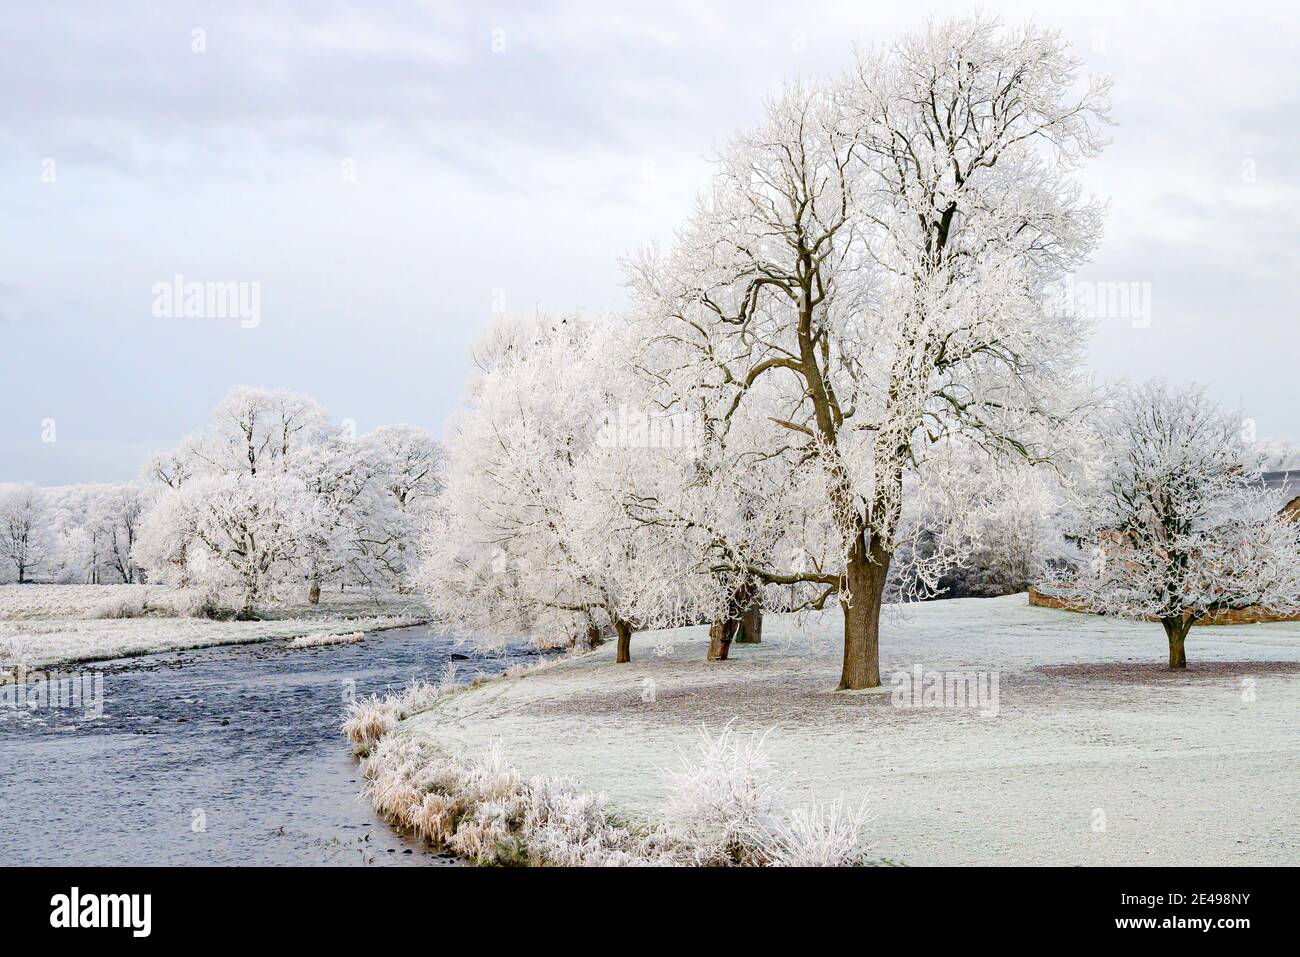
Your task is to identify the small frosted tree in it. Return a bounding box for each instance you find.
[291,436,378,602]
[93,484,151,584]
[1067,383,1300,667]
[0,485,49,584]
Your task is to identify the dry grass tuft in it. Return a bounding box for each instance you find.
[354,718,874,867]
[360,738,648,866]
[341,663,462,755]
[758,793,876,866]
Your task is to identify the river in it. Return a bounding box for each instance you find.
[0,626,548,865]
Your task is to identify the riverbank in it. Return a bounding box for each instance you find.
[0,584,425,671]
[393,595,1300,866]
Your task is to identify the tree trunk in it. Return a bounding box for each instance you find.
[308,582,321,605]
[586,621,605,650]
[838,534,888,690]
[736,599,762,644]
[706,580,757,660]
[1162,615,1190,668]
[707,617,738,661]
[614,619,633,664]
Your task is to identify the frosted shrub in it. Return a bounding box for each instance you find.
[503,659,542,680]
[91,591,150,619]
[450,797,524,864]
[394,672,451,714]
[178,590,220,619]
[523,775,657,867]
[407,790,464,845]
[466,742,522,800]
[760,794,875,867]
[365,738,427,822]
[659,721,783,866]
[658,724,873,866]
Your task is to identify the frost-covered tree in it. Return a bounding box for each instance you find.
[1250,436,1300,473]
[142,437,204,489]
[139,387,326,606]
[35,484,110,584]
[364,424,443,512]
[136,473,310,617]
[291,437,378,603]
[1066,383,1300,667]
[419,315,705,661]
[0,485,49,583]
[29,483,154,584]
[628,15,1106,688]
[620,338,828,661]
[900,456,1074,599]
[186,386,330,478]
[353,424,443,589]
[137,386,439,605]
[93,484,150,583]
[133,486,202,590]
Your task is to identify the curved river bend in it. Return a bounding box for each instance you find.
[0,626,546,866]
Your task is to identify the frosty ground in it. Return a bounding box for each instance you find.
[397,595,1300,866]
[0,584,424,671]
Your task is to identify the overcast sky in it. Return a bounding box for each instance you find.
[2,0,1297,485]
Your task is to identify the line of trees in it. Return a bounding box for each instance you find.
[414,15,1300,682]
[1,386,442,617]
[0,483,147,586]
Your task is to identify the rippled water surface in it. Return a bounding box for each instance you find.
[0,627,545,865]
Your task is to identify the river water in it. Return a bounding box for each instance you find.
[0,626,547,866]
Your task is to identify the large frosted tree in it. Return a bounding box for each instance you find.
[630,15,1107,688]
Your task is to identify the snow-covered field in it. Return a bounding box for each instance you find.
[0,584,425,669]
[398,595,1300,866]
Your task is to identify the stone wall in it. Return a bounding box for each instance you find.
[1026,587,1300,625]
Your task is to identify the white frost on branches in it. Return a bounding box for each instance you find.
[417,315,710,658]
[625,14,1108,687]
[132,386,442,612]
[1062,382,1300,666]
